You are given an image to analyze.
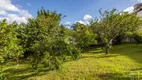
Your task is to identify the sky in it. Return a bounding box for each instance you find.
[0,0,142,26]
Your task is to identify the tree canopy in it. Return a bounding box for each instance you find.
[90,9,141,54]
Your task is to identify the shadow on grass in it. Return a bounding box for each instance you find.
[82,47,105,54]
[97,72,131,80]
[81,46,101,53]
[2,64,50,80]
[81,46,118,59]
[81,54,118,59]
[81,44,142,64]
[111,44,142,64]
[131,68,142,71]
[90,50,104,54]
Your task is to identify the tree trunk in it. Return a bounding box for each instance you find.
[32,58,38,69]
[137,42,139,47]
[105,44,110,54]
[88,46,90,51]
[101,43,104,50]
[15,58,19,65]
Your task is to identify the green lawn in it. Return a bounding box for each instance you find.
[1,44,142,80]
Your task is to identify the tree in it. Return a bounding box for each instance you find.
[0,20,24,65]
[8,22,24,64]
[21,18,47,69]
[133,31,142,46]
[90,18,106,49]
[20,8,80,69]
[91,9,141,54]
[0,19,8,64]
[72,22,97,50]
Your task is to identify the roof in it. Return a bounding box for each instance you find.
[134,3,142,10]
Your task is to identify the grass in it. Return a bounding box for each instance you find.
[1,44,142,80]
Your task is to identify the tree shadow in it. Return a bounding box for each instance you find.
[81,54,118,59]
[97,72,131,80]
[82,47,105,54]
[1,64,50,80]
[131,68,142,71]
[81,46,101,53]
[81,46,118,59]
[90,50,104,54]
[111,44,142,64]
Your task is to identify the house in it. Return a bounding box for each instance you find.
[134,3,142,17]
[134,3,142,30]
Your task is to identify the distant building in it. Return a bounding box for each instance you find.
[134,3,142,30]
[134,3,142,17]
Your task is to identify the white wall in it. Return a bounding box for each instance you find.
[137,10,142,17]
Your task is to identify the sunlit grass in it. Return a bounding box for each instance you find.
[1,44,142,80]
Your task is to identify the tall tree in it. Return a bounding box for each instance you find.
[20,8,80,69]
[72,22,97,50]
[90,18,105,49]
[91,9,141,54]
